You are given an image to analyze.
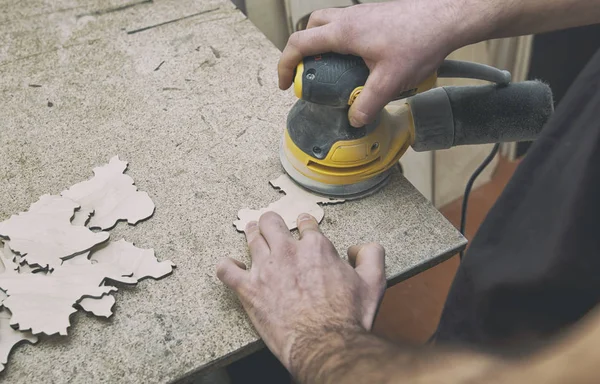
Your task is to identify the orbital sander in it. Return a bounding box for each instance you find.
[279,53,554,199]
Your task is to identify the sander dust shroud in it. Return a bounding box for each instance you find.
[280,53,555,199]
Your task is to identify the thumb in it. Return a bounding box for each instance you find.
[347,243,386,295]
[348,66,397,128]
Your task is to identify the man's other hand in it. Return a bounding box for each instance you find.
[277,0,465,127]
[216,211,386,372]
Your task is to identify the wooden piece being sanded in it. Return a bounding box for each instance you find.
[61,155,155,230]
[0,195,110,269]
[234,174,345,232]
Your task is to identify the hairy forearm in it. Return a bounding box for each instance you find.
[457,0,600,47]
[289,306,600,384]
[289,326,506,384]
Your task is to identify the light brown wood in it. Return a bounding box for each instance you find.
[234,174,345,231]
[0,309,38,373]
[62,253,117,318]
[89,239,175,281]
[0,246,38,372]
[78,294,116,318]
[0,195,110,269]
[0,262,135,335]
[61,156,155,230]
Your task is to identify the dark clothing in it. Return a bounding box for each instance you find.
[436,47,600,354]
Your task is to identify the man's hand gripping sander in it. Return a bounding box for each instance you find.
[280,53,554,199]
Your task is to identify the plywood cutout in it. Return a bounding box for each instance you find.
[0,309,38,373]
[2,243,43,275]
[0,248,38,373]
[78,294,116,318]
[89,239,175,281]
[0,195,109,269]
[0,244,19,305]
[0,263,136,335]
[0,242,19,276]
[60,251,117,317]
[61,155,155,230]
[234,174,345,231]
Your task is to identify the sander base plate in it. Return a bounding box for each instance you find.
[278,140,393,200]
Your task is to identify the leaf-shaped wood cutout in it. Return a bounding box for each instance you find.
[61,156,155,230]
[90,239,175,280]
[234,174,345,231]
[0,263,136,335]
[0,195,109,269]
[0,308,38,373]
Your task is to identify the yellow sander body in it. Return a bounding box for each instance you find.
[280,53,549,200]
[280,53,435,199]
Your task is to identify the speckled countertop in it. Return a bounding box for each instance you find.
[0,1,466,382]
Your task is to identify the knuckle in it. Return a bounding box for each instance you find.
[302,230,322,244]
[308,9,323,22]
[280,239,297,258]
[259,211,279,224]
[247,234,262,249]
[288,31,303,48]
[332,24,351,54]
[368,242,386,255]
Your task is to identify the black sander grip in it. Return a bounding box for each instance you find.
[408,81,554,151]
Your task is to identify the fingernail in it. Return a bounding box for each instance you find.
[298,213,313,222]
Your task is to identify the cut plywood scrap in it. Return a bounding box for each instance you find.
[61,155,155,230]
[90,239,175,280]
[0,195,109,269]
[78,294,116,318]
[234,174,345,231]
[0,308,38,373]
[0,263,136,335]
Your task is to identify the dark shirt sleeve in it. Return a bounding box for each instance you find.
[435,47,600,355]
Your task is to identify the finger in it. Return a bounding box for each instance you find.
[348,66,399,127]
[297,213,321,239]
[216,257,249,292]
[245,221,270,259]
[347,243,386,291]
[278,24,342,90]
[258,211,293,248]
[306,8,341,29]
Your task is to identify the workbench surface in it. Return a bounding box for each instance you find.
[0,0,466,382]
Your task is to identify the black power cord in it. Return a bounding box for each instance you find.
[458,143,500,259]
